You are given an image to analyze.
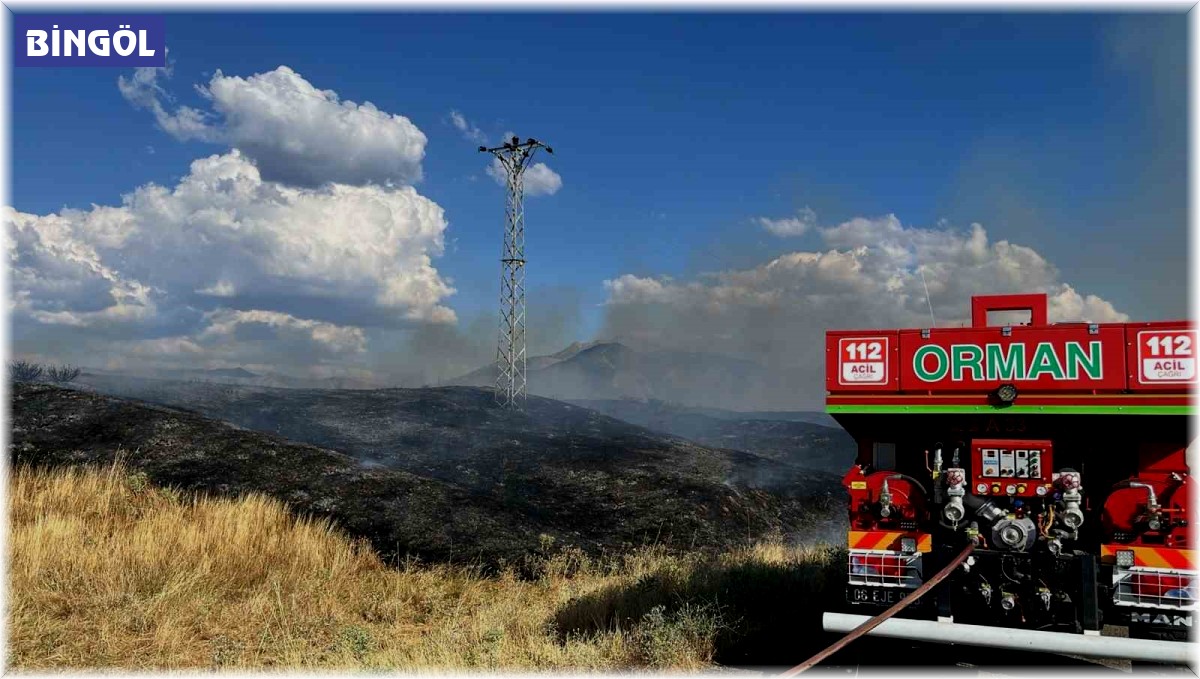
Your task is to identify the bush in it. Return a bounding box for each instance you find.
[46,364,82,384]
[9,360,44,383]
[633,603,725,669]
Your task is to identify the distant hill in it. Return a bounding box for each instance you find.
[452,341,812,411]
[80,365,381,390]
[452,340,609,386]
[45,377,844,566]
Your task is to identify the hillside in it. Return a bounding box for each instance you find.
[569,399,855,474]
[15,381,842,566]
[452,342,813,411]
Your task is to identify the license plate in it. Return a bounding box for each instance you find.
[847,585,904,606]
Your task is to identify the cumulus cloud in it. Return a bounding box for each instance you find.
[121,65,426,187]
[756,207,817,237]
[602,215,1127,408]
[118,59,217,142]
[449,109,486,143]
[6,150,455,376]
[199,309,368,355]
[485,157,563,197]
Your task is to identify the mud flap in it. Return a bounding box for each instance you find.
[1079,554,1101,633]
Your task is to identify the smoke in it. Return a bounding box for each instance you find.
[358,285,586,388]
[598,215,1127,410]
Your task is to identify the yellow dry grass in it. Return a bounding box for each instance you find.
[8,463,837,671]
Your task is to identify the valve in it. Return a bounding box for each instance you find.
[944,498,965,524]
[993,517,1037,551]
[1037,588,1052,611]
[1057,471,1085,531]
[965,521,982,546]
[1000,591,1016,611]
[943,467,967,525]
[980,581,993,606]
[1128,481,1163,531]
[879,477,893,518]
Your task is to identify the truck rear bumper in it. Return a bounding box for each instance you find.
[822,612,1192,665]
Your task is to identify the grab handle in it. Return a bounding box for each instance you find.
[970,293,1047,328]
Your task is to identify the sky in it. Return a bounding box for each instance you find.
[7,11,1190,394]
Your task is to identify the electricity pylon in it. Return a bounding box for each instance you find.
[479,136,553,409]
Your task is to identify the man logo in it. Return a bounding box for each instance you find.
[1131,612,1193,628]
[15,15,164,67]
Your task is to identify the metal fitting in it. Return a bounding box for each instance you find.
[1000,592,1016,611]
[879,478,893,518]
[993,517,1037,551]
[1038,588,1052,610]
[1060,487,1084,531]
[1129,481,1162,531]
[943,497,965,524]
[974,500,1006,523]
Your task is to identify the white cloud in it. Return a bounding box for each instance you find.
[13,63,475,383]
[200,309,367,355]
[118,61,218,142]
[6,150,456,374]
[9,150,455,327]
[756,207,817,237]
[485,157,563,197]
[449,109,486,143]
[602,215,1127,406]
[121,65,426,188]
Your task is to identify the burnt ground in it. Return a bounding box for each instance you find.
[569,398,855,474]
[12,381,844,568]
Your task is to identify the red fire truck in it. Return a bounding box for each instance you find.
[822,293,1194,661]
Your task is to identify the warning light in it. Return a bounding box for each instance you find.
[1116,550,1135,568]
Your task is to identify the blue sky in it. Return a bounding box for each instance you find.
[8,11,1188,387]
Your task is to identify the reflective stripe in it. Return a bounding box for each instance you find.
[1101,544,1196,570]
[848,530,932,553]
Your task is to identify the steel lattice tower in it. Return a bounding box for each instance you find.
[479,136,553,409]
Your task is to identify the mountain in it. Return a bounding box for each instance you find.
[452,339,609,386]
[44,377,844,566]
[452,342,812,411]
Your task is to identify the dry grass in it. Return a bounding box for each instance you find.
[8,463,839,671]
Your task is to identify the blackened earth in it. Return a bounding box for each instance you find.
[11,381,845,569]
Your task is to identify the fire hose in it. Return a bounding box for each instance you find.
[781,542,975,675]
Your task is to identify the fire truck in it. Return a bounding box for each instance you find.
[821,293,1194,662]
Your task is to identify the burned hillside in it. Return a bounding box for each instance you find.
[12,382,843,568]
